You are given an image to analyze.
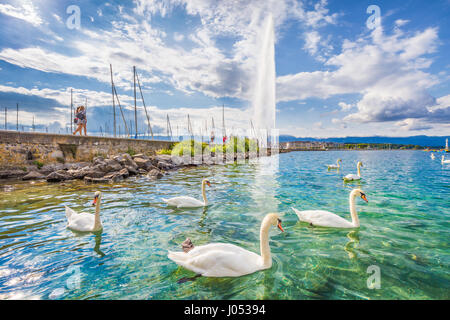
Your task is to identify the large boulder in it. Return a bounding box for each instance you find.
[171,156,185,166]
[67,162,91,170]
[132,153,149,160]
[0,170,27,180]
[103,172,123,182]
[134,157,155,171]
[98,167,129,183]
[84,176,112,184]
[93,158,122,173]
[125,165,138,176]
[118,167,129,178]
[147,169,163,180]
[93,156,105,163]
[113,154,124,164]
[75,166,105,179]
[46,170,73,182]
[117,153,138,169]
[157,161,175,171]
[66,169,86,180]
[137,168,148,175]
[103,159,122,172]
[155,154,173,163]
[39,164,65,175]
[22,171,46,181]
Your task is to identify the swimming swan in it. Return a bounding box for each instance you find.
[430,153,435,160]
[167,213,284,277]
[163,179,211,208]
[343,161,363,181]
[327,159,342,170]
[292,189,368,228]
[65,191,103,232]
[442,156,450,164]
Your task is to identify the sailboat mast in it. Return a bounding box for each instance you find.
[70,88,73,132]
[222,104,226,140]
[133,66,137,139]
[135,68,153,139]
[110,64,116,137]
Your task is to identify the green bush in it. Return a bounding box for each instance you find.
[167,137,258,157]
[33,160,44,169]
[157,148,172,155]
[126,147,136,156]
[224,137,258,153]
[171,140,210,157]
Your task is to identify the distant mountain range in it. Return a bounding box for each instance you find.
[278,135,448,147]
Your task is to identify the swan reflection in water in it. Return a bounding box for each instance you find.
[344,230,360,259]
[93,232,105,257]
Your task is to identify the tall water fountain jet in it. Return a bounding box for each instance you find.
[252,14,276,137]
[250,15,279,214]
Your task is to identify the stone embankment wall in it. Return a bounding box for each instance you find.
[0,131,173,168]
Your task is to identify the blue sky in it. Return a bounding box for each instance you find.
[0,0,449,137]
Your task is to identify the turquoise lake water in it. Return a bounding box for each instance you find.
[0,150,449,299]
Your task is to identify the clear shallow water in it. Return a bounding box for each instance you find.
[0,150,449,300]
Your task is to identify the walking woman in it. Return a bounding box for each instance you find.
[73,105,87,136]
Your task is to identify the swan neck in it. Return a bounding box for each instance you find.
[202,181,207,205]
[349,192,360,227]
[357,163,361,176]
[94,198,101,230]
[260,218,272,267]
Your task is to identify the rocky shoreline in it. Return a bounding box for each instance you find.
[0,153,185,184]
[0,151,271,184]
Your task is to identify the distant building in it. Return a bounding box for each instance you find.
[281,141,343,150]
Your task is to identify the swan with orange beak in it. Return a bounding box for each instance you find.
[65,191,103,232]
[292,189,368,228]
[168,213,284,277]
[163,179,212,208]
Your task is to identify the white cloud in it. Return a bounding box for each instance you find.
[338,102,353,111]
[395,118,432,131]
[0,1,43,26]
[303,0,338,28]
[52,13,62,23]
[395,19,409,27]
[429,94,450,112]
[0,85,133,109]
[173,32,184,42]
[303,31,321,56]
[331,117,347,129]
[277,25,443,128]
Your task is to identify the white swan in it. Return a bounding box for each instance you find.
[430,153,435,160]
[65,191,103,232]
[163,179,211,208]
[292,189,368,228]
[343,161,363,181]
[327,158,342,170]
[442,156,450,164]
[168,213,284,277]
